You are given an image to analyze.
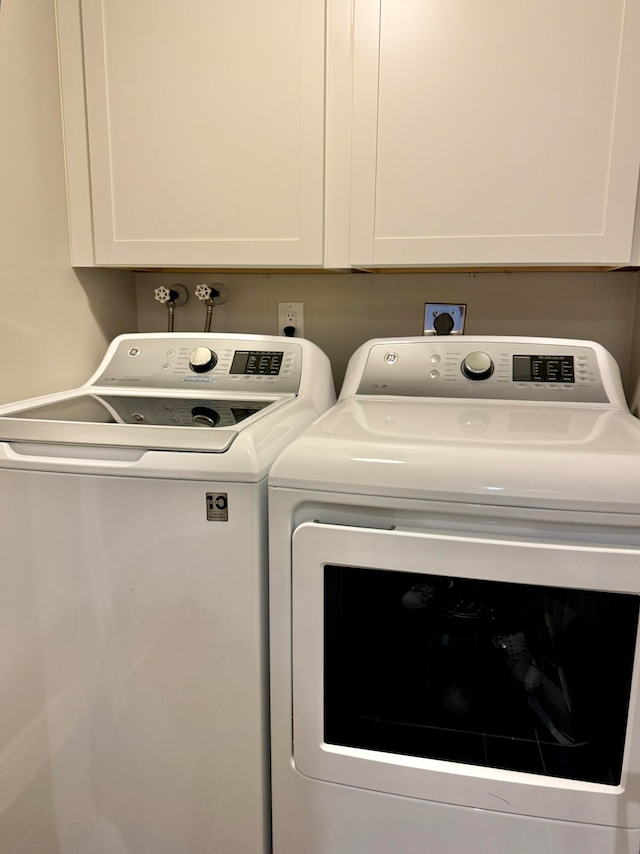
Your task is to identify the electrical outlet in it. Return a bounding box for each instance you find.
[423,303,466,336]
[278,301,304,337]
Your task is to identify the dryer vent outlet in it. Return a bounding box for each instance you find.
[424,303,466,336]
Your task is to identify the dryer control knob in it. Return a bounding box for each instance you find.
[461,351,494,381]
[189,347,218,373]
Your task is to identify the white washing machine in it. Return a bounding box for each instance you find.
[0,332,334,854]
[268,336,640,854]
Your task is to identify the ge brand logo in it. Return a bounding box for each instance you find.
[128,347,141,357]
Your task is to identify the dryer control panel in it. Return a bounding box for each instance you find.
[92,336,303,393]
[345,337,626,406]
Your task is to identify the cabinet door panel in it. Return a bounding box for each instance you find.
[81,0,325,266]
[350,0,640,267]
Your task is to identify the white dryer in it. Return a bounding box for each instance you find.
[268,336,640,854]
[0,332,334,854]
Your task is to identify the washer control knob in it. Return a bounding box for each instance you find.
[189,347,217,373]
[461,351,494,381]
[191,406,220,427]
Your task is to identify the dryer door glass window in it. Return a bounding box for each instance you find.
[324,566,639,785]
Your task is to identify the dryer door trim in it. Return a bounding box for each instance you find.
[291,521,640,828]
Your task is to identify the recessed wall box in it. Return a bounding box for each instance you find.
[423,303,466,335]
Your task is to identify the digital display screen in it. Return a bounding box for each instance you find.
[512,355,575,383]
[230,350,283,375]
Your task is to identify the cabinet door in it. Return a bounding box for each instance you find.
[350,0,640,267]
[77,0,325,267]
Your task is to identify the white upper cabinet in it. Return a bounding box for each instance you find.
[58,0,325,267]
[58,0,640,269]
[349,0,640,268]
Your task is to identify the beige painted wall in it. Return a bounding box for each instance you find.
[137,270,639,401]
[0,0,136,405]
[627,284,640,414]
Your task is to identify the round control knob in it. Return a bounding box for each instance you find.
[189,346,217,373]
[461,351,494,381]
[191,406,220,427]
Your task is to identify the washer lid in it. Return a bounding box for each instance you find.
[0,390,285,452]
[269,397,640,512]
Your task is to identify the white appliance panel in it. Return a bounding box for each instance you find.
[1,469,267,854]
[270,398,640,511]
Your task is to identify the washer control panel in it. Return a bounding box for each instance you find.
[354,339,614,403]
[94,336,303,393]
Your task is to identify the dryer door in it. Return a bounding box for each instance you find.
[291,521,640,828]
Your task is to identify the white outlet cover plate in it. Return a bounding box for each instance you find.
[278,301,304,337]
